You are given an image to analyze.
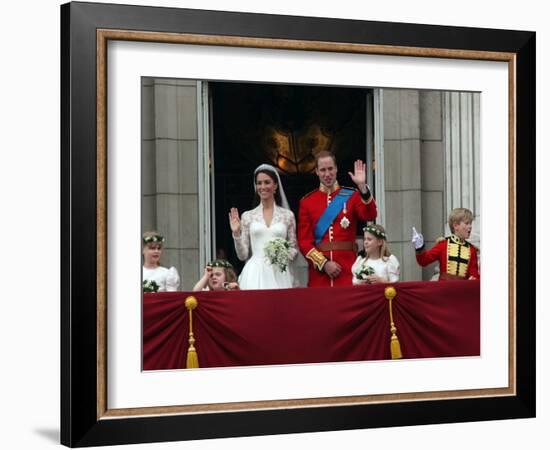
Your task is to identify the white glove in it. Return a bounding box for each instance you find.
[411,227,424,250]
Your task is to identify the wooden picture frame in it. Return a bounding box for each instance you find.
[61,1,535,446]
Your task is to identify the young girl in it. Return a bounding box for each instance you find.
[352,225,400,285]
[142,231,180,292]
[193,259,240,291]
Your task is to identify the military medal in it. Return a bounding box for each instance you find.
[340,202,350,229]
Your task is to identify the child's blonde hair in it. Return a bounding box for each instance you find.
[448,208,474,234]
[363,224,392,260]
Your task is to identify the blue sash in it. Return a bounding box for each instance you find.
[314,188,354,244]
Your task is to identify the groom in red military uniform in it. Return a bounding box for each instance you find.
[298,151,377,287]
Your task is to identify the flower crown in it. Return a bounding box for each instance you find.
[143,234,165,244]
[208,259,234,269]
[363,225,386,240]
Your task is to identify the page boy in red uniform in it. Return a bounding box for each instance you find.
[298,151,377,287]
[412,207,480,280]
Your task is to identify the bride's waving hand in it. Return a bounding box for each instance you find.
[229,208,241,236]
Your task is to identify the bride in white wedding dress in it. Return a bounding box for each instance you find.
[229,164,298,290]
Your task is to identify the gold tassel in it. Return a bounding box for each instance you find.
[390,333,402,360]
[185,296,199,368]
[384,286,402,359]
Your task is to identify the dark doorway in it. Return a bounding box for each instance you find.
[210,81,371,270]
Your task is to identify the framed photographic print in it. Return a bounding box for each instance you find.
[61,1,535,447]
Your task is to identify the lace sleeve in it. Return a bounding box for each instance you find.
[286,210,298,261]
[387,255,400,283]
[165,267,180,291]
[233,211,251,261]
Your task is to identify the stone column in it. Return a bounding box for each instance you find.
[444,92,481,250]
[419,91,446,280]
[381,89,423,281]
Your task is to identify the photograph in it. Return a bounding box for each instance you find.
[141,78,482,370]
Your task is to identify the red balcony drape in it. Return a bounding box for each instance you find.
[143,280,480,370]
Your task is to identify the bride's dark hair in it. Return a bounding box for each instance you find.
[252,168,282,207]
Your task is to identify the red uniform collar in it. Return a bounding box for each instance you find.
[319,181,340,194]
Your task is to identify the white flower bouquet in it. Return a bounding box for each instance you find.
[353,260,375,280]
[264,237,292,273]
[143,279,160,293]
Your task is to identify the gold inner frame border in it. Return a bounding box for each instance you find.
[96,28,517,420]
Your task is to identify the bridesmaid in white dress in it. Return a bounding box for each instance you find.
[229,164,298,290]
[351,224,400,285]
[142,231,180,292]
